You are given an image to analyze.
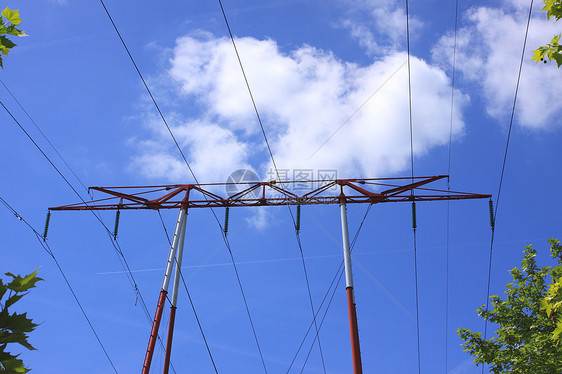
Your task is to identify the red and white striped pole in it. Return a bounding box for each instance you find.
[142,207,188,374]
[340,201,363,374]
[163,208,188,374]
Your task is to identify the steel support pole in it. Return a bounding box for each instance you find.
[142,208,188,374]
[163,209,188,374]
[340,202,363,374]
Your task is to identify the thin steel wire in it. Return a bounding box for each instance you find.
[405,0,421,372]
[97,2,267,370]
[157,210,220,374]
[0,98,173,372]
[287,204,372,373]
[482,1,534,373]
[295,231,327,373]
[446,0,460,371]
[216,2,328,371]
[0,196,119,374]
[0,79,90,195]
[97,0,198,183]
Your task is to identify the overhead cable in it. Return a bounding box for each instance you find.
[482,1,534,373]
[0,98,172,371]
[0,79,90,195]
[157,211,220,374]
[96,2,267,371]
[0,196,119,374]
[445,0,460,371]
[405,0,421,372]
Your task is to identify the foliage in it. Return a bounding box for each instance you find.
[532,0,562,67]
[458,240,562,373]
[0,270,42,374]
[542,239,562,340]
[0,7,26,69]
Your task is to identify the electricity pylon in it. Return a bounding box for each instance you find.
[50,175,491,374]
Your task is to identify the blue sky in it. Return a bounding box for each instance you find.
[1,0,561,373]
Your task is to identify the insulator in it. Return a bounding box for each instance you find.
[113,210,121,239]
[296,204,301,232]
[489,199,495,230]
[411,200,417,230]
[224,206,230,234]
[43,210,51,241]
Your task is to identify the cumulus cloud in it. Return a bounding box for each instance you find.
[431,1,562,129]
[131,32,466,184]
[340,0,424,55]
[129,115,251,183]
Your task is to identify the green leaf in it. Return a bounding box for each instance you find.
[1,8,22,26]
[5,27,24,38]
[552,52,562,67]
[4,293,25,309]
[0,36,16,50]
[459,240,562,371]
[0,357,29,373]
[0,331,36,351]
[5,270,42,293]
[0,311,38,334]
[553,321,562,339]
[531,48,546,63]
[0,281,6,303]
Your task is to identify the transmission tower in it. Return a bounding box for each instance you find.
[50,175,490,374]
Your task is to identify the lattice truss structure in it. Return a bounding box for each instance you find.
[50,175,490,211]
[50,175,490,374]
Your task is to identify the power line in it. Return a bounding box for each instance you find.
[405,0,421,372]
[482,1,534,373]
[157,211,220,374]
[150,57,249,157]
[297,205,373,373]
[0,79,90,195]
[0,196,119,373]
[97,0,198,184]
[446,0,460,371]
[215,2,329,371]
[96,2,268,370]
[217,0,280,178]
[294,230,327,373]
[224,233,270,373]
[0,97,173,371]
[305,60,407,163]
[286,204,372,373]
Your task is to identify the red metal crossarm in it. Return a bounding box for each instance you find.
[50,176,490,211]
[48,175,491,374]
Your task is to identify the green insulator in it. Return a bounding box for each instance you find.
[43,210,51,241]
[489,199,495,230]
[296,204,301,232]
[113,210,121,239]
[411,201,417,230]
[224,206,230,234]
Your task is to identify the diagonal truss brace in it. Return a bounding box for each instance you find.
[50,175,490,211]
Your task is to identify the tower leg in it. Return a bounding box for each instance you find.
[142,208,187,374]
[163,306,177,374]
[163,208,188,374]
[340,202,363,374]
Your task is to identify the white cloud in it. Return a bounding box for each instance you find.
[245,207,270,230]
[132,33,466,185]
[431,1,562,129]
[340,0,424,55]
[129,117,251,183]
